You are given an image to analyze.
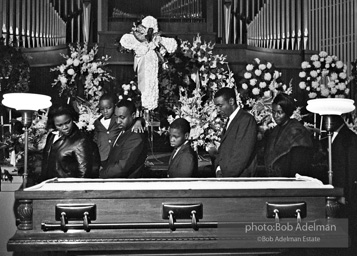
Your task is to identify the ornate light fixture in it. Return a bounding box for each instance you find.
[307,98,355,185]
[2,93,52,188]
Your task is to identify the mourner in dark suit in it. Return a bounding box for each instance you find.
[329,115,357,252]
[100,100,147,178]
[212,87,258,177]
[264,93,313,177]
[168,118,198,178]
[40,104,100,182]
[94,93,145,167]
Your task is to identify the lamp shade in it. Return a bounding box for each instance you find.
[306,98,355,115]
[2,93,52,111]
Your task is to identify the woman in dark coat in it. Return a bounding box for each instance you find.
[264,93,313,177]
[39,103,100,182]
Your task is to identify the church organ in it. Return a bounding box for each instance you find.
[220,0,357,76]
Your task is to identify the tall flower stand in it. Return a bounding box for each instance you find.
[307,98,355,219]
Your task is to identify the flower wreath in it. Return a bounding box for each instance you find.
[239,58,299,139]
[298,51,349,99]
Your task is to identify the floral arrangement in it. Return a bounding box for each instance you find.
[75,103,100,132]
[298,51,349,98]
[116,81,142,109]
[239,58,287,105]
[0,44,30,93]
[159,34,235,112]
[161,35,236,151]
[118,16,177,110]
[169,87,226,152]
[239,58,293,138]
[51,43,115,131]
[51,43,114,105]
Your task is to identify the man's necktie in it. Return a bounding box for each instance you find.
[222,117,230,136]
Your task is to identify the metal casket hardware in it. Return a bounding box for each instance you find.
[266,202,306,223]
[55,204,96,232]
[162,203,203,231]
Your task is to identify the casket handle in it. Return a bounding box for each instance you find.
[168,210,175,231]
[191,210,198,231]
[296,209,301,223]
[83,212,90,232]
[273,209,279,223]
[60,212,68,232]
[266,201,306,223]
[162,203,203,231]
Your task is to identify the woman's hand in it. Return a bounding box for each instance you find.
[132,119,145,133]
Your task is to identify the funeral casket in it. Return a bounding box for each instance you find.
[7,176,346,255]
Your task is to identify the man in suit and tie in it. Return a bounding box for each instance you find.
[211,87,258,177]
[100,100,147,178]
[167,118,198,178]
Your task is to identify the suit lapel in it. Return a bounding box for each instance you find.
[220,109,242,143]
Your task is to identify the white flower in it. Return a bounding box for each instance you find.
[259,82,267,88]
[325,56,333,64]
[299,82,306,89]
[319,51,328,57]
[118,95,123,100]
[254,69,262,76]
[331,87,338,94]
[67,68,75,75]
[73,59,80,67]
[254,58,260,64]
[246,64,254,71]
[244,72,252,79]
[264,73,272,81]
[299,71,306,78]
[327,81,335,88]
[330,73,338,81]
[59,76,67,84]
[313,61,321,68]
[308,92,317,98]
[311,81,319,88]
[263,90,271,98]
[258,64,266,70]
[250,79,257,86]
[252,88,260,95]
[301,61,309,69]
[336,61,344,69]
[339,72,347,79]
[209,73,216,80]
[71,52,78,58]
[338,83,346,90]
[242,83,248,90]
[82,55,90,62]
[311,54,319,61]
[132,85,137,90]
[310,70,318,78]
[266,62,272,69]
[321,88,330,97]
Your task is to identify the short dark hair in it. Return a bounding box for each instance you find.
[99,93,118,104]
[170,118,191,134]
[214,87,236,102]
[116,99,136,114]
[47,103,79,130]
[273,93,296,117]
